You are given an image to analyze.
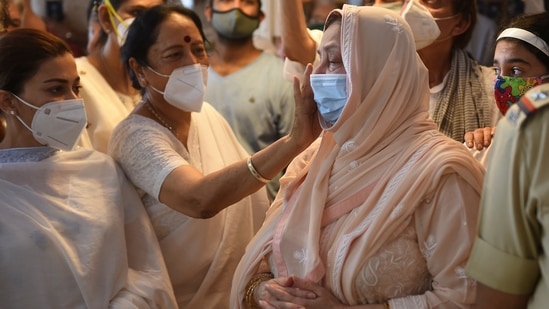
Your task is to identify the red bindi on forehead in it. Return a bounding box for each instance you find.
[184,35,191,43]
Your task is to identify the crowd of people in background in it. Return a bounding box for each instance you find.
[1,0,548,308]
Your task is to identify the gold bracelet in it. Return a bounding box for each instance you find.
[247,156,271,184]
[384,301,390,309]
[244,272,274,309]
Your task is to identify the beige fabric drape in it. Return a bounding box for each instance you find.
[0,149,177,308]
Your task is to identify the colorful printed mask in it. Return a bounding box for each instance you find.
[494,74,549,115]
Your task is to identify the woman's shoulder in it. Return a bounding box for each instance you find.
[424,132,485,181]
[113,114,164,137]
[110,114,170,151]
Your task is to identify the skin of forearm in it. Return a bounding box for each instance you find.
[279,0,317,65]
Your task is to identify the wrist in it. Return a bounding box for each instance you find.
[284,133,309,157]
[244,272,274,309]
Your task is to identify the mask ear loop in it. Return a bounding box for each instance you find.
[103,0,128,41]
[9,93,38,134]
[432,13,460,21]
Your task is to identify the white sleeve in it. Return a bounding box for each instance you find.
[109,116,188,200]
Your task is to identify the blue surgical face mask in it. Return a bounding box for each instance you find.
[310,74,347,126]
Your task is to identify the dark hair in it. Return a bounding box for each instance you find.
[451,0,477,49]
[497,12,549,72]
[208,0,262,14]
[95,0,168,47]
[87,0,97,21]
[0,28,72,95]
[121,4,207,90]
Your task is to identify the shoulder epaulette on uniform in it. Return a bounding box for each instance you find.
[506,84,549,127]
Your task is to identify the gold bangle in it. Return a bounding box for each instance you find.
[244,272,274,308]
[384,301,390,309]
[247,156,271,184]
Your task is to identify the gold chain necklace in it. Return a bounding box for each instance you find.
[145,101,177,136]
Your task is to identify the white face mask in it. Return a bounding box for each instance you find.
[12,94,88,151]
[310,74,347,128]
[116,17,134,46]
[148,64,207,113]
[104,0,134,47]
[401,0,441,50]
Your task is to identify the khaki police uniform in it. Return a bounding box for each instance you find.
[466,83,549,308]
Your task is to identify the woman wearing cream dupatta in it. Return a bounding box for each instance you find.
[232,5,484,309]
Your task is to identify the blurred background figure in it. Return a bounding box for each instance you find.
[465,12,498,66]
[203,0,295,200]
[75,0,163,153]
[373,0,403,13]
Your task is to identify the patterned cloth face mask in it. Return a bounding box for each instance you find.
[494,74,549,115]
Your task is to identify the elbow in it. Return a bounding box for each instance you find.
[197,209,218,219]
[282,38,317,65]
[178,197,221,219]
[283,44,307,64]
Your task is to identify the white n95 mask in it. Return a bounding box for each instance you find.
[104,0,134,46]
[13,94,87,151]
[116,17,134,46]
[148,63,207,113]
[401,0,441,50]
[310,74,348,127]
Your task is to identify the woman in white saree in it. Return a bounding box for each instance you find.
[109,4,320,308]
[231,5,485,309]
[0,28,176,308]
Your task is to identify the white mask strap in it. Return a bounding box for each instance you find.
[149,84,165,96]
[11,93,37,133]
[145,67,169,95]
[14,114,33,132]
[146,66,171,78]
[433,13,459,21]
[11,93,39,111]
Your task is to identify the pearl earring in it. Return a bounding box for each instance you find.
[9,110,15,115]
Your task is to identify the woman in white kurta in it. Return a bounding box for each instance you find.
[109,4,320,308]
[0,28,176,308]
[232,6,485,309]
